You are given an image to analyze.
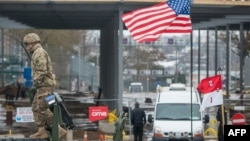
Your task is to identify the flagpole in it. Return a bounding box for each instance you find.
[190,31,193,141]
[221,105,225,136]
[218,68,225,136]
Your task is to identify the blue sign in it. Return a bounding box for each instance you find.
[25,80,33,88]
[23,67,32,80]
[23,67,32,88]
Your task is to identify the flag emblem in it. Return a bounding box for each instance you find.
[197,75,223,111]
[122,0,192,43]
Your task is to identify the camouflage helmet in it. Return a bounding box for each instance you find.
[23,33,40,44]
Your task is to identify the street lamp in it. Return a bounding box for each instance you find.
[175,47,178,83]
[217,67,222,74]
[146,59,149,94]
[96,53,100,89]
[77,47,81,94]
[70,55,76,92]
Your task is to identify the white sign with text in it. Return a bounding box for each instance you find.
[16,107,34,122]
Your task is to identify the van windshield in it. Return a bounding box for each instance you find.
[130,85,142,92]
[155,103,201,120]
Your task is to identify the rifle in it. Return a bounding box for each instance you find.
[20,41,31,60]
[20,41,34,103]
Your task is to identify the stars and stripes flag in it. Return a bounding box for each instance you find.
[122,0,192,43]
[197,75,223,111]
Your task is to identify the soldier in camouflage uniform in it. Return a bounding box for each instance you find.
[23,33,66,139]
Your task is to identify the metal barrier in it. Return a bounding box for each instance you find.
[0,94,96,140]
[0,92,155,140]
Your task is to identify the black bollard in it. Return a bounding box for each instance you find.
[6,107,13,125]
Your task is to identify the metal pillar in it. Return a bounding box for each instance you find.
[190,31,194,140]
[214,28,218,75]
[226,25,230,99]
[52,101,59,141]
[1,29,4,86]
[77,47,81,94]
[206,30,209,77]
[118,2,124,113]
[239,23,244,105]
[198,30,201,83]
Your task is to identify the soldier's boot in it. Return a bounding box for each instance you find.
[58,125,67,138]
[30,126,48,139]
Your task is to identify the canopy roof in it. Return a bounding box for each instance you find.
[0,1,250,30]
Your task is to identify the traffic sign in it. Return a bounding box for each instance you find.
[231,112,246,125]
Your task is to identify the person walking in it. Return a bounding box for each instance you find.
[131,102,146,141]
[23,33,66,139]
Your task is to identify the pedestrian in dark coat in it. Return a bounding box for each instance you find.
[131,102,146,141]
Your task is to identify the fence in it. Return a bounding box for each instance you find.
[0,93,100,140]
[0,53,99,93]
[0,89,155,140]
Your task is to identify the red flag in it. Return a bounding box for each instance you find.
[122,0,192,43]
[197,75,223,111]
[89,106,108,122]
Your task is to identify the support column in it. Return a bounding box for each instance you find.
[100,3,124,113]
[100,18,117,110]
[117,3,124,113]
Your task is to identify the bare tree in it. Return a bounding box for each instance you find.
[123,45,166,80]
[219,30,250,66]
[7,29,86,86]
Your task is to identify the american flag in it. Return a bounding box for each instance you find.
[122,0,192,43]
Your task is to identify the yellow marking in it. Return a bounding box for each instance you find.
[204,127,218,137]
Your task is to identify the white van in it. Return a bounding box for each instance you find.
[148,83,209,141]
[129,82,143,93]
